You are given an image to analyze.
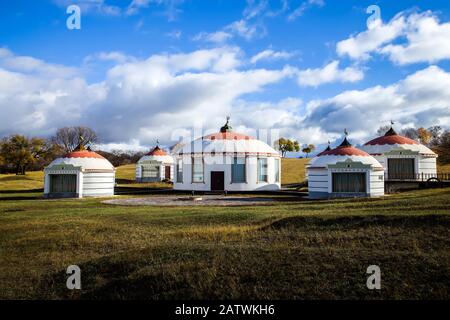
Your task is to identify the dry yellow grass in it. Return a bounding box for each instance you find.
[438,163,450,173]
[281,158,310,185]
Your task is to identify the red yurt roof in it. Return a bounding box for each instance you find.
[319,137,370,157]
[65,150,106,159]
[203,132,253,140]
[364,127,419,146]
[146,145,169,156]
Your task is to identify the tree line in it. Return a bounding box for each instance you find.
[0,127,144,175]
[276,125,450,163]
[1,125,449,175]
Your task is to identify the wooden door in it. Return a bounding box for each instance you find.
[165,166,171,180]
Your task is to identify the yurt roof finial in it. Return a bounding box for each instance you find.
[339,129,352,147]
[385,120,398,136]
[73,135,86,151]
[220,115,233,133]
[325,140,331,151]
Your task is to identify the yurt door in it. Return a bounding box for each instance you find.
[211,171,224,191]
[388,158,415,180]
[50,174,77,194]
[165,166,171,180]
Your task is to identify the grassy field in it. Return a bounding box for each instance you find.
[0,187,449,299]
[1,159,449,299]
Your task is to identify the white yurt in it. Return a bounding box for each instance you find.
[360,127,438,180]
[135,145,174,182]
[44,143,115,198]
[307,135,385,199]
[173,118,281,191]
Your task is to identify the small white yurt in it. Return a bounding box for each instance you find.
[307,135,385,199]
[135,145,174,182]
[360,127,438,180]
[44,143,115,198]
[173,118,281,192]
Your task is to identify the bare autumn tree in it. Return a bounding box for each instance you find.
[52,126,98,153]
[376,125,391,136]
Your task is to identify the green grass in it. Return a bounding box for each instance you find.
[0,188,449,299]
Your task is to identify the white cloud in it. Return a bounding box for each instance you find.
[193,31,232,44]
[380,12,450,64]
[84,51,133,64]
[0,48,79,78]
[297,60,363,87]
[336,13,406,60]
[0,47,294,147]
[2,47,449,150]
[250,49,294,64]
[337,11,450,64]
[226,19,263,41]
[303,65,450,144]
[288,0,325,22]
[126,0,151,15]
[53,0,121,16]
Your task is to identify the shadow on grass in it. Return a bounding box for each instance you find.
[36,214,450,300]
[263,214,450,231]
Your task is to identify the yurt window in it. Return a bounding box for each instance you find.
[49,174,77,193]
[232,157,246,183]
[388,158,415,179]
[192,157,204,183]
[332,172,366,193]
[274,158,280,183]
[142,165,159,178]
[257,158,268,182]
[176,159,183,183]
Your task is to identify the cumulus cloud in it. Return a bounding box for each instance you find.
[0,48,79,78]
[303,65,450,144]
[337,11,450,64]
[2,46,449,151]
[0,47,295,148]
[380,12,450,64]
[336,13,406,60]
[297,60,363,87]
[250,49,294,64]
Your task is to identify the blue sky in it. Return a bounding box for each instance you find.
[1,0,450,153]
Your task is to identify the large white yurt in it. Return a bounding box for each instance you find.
[44,144,115,198]
[360,127,438,180]
[307,136,385,199]
[135,145,174,182]
[173,118,281,192]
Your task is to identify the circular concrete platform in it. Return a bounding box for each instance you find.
[103,195,278,206]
